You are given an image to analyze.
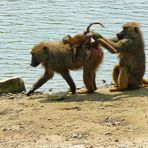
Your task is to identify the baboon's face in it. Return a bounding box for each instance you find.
[30,53,40,67]
[30,46,48,67]
[116,29,126,40]
[117,25,139,40]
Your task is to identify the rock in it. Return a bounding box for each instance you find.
[47,90,69,100]
[0,77,26,94]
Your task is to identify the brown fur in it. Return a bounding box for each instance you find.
[62,34,91,62]
[27,39,102,96]
[27,23,117,96]
[62,22,104,63]
[98,22,148,91]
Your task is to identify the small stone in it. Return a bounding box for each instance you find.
[89,146,94,148]
[48,90,69,100]
[9,96,14,99]
[3,128,7,132]
[77,134,83,139]
[105,132,112,135]
[115,121,121,125]
[3,128,12,132]
[102,80,106,83]
[85,115,90,118]
[115,139,119,142]
[72,133,78,138]
[99,107,105,109]
[48,89,52,92]
[119,145,126,148]
[47,118,52,121]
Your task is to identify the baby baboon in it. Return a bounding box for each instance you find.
[27,22,117,96]
[98,22,148,91]
[62,22,104,62]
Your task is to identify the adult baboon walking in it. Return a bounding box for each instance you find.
[98,22,148,91]
[27,22,116,96]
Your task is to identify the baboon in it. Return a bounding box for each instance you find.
[62,22,104,62]
[98,22,148,91]
[27,22,117,96]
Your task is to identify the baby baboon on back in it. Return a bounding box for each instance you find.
[62,34,91,62]
[98,22,148,91]
[62,22,104,62]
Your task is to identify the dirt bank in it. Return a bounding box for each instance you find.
[0,86,148,148]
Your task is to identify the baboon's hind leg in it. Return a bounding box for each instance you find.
[78,65,96,94]
[112,65,120,85]
[61,70,76,94]
[110,67,129,91]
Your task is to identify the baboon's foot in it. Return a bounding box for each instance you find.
[78,88,94,94]
[110,86,129,92]
[109,87,120,92]
[66,89,77,95]
[68,91,77,95]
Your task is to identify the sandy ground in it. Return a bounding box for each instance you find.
[0,86,148,148]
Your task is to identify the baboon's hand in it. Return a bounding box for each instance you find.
[97,33,104,39]
[97,38,117,54]
[92,32,104,40]
[27,89,34,96]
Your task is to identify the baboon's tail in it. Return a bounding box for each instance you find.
[85,22,104,35]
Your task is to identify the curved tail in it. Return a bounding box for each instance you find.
[84,22,104,35]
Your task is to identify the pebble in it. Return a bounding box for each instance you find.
[8,96,14,99]
[105,132,112,135]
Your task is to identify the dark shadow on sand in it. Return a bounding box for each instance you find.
[38,87,148,104]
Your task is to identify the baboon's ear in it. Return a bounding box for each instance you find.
[43,47,48,54]
[134,26,139,33]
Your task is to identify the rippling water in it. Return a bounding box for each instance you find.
[0,0,148,92]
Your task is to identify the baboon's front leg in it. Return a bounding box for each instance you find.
[27,68,54,96]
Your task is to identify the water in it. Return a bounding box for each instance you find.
[0,0,148,92]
